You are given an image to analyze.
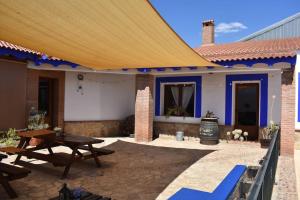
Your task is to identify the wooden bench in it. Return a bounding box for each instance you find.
[0,153,7,161]
[0,146,68,166]
[21,151,69,167]
[78,145,115,156]
[168,165,247,200]
[0,153,31,198]
[0,147,26,155]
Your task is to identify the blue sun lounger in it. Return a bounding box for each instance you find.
[168,165,247,200]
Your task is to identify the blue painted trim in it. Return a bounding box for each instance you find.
[225,74,268,127]
[0,48,36,60]
[188,66,198,70]
[171,67,181,71]
[155,68,166,72]
[155,76,202,118]
[217,57,296,67]
[134,57,296,73]
[0,47,79,68]
[137,68,151,73]
[298,72,300,122]
[169,165,247,200]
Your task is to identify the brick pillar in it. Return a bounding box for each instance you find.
[280,68,295,155]
[135,74,154,142]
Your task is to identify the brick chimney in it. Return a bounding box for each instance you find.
[202,20,215,46]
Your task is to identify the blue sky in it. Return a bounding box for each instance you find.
[150,0,300,47]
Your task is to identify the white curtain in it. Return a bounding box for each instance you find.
[182,86,194,109]
[171,86,179,106]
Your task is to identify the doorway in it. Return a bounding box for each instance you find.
[234,83,259,140]
[38,77,59,127]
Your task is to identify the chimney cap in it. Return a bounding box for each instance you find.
[201,19,215,46]
[202,20,214,26]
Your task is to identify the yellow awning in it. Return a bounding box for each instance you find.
[0,0,216,69]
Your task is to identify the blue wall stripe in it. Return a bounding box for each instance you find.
[155,76,202,118]
[225,74,268,127]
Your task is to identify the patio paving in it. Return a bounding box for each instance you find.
[0,137,266,200]
[154,136,266,199]
[272,155,298,200]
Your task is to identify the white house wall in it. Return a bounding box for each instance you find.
[64,68,281,126]
[64,72,135,121]
[154,69,281,126]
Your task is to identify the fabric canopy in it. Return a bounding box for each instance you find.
[0,0,216,70]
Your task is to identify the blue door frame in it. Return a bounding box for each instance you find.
[225,74,268,127]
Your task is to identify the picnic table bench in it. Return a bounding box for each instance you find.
[0,152,31,199]
[0,130,114,179]
[55,134,115,178]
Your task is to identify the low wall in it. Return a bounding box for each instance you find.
[64,120,122,137]
[154,121,267,140]
[64,120,266,139]
[155,121,277,140]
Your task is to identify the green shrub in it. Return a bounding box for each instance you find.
[0,128,20,146]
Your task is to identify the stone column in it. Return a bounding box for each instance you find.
[134,74,154,142]
[280,68,295,155]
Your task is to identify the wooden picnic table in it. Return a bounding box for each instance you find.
[54,134,106,179]
[0,130,114,179]
[0,152,31,198]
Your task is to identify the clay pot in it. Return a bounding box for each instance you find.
[260,139,271,148]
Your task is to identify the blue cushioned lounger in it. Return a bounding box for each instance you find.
[168,188,211,200]
[168,165,247,200]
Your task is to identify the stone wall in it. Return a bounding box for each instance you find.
[64,120,122,137]
[154,121,268,140]
[154,121,234,139]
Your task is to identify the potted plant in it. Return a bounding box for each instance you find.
[120,115,135,138]
[53,127,63,137]
[201,110,218,122]
[230,129,248,142]
[260,121,279,148]
[27,110,49,146]
[166,106,189,118]
[0,128,20,147]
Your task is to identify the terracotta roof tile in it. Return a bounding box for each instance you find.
[0,40,39,54]
[0,40,60,60]
[1,37,300,64]
[194,37,300,62]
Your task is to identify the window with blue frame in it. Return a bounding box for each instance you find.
[155,76,202,118]
[163,83,195,117]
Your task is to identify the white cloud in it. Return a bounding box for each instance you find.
[215,22,247,34]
